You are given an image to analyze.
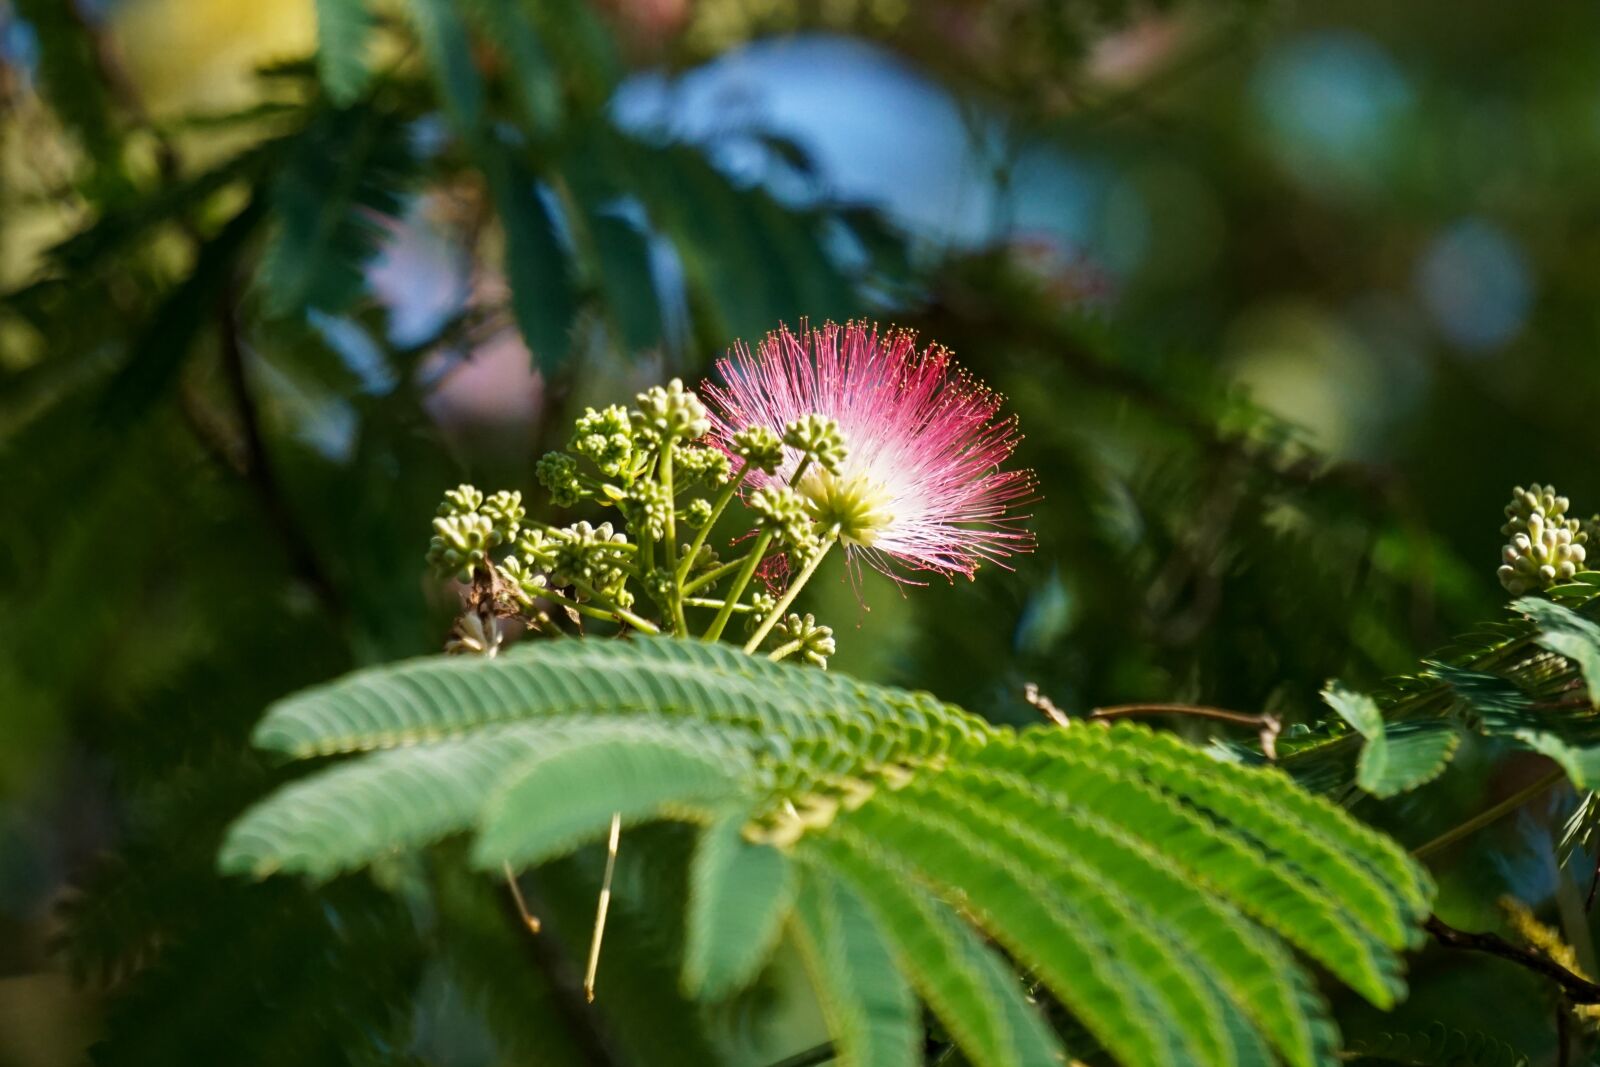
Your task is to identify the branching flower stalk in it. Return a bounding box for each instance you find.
[423,320,1034,1001]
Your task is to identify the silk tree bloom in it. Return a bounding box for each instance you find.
[704,321,1036,582]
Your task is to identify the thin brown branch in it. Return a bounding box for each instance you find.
[1425,915,1600,1004]
[1089,703,1281,759]
[1023,682,1072,728]
[1410,768,1567,859]
[217,292,347,624]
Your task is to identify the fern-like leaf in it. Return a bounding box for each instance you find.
[258,106,414,317]
[472,721,750,868]
[792,866,920,1067]
[1281,583,1600,798]
[684,811,795,1000]
[806,830,1063,1067]
[313,0,375,105]
[1346,1022,1531,1066]
[1515,595,1600,705]
[222,637,1432,1067]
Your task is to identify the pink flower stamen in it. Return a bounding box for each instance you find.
[704,321,1036,583]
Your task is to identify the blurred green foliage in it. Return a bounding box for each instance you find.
[6,0,1600,1063]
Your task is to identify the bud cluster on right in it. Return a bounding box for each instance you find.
[1498,483,1591,595]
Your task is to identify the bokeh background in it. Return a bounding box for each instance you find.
[3,0,1599,1063]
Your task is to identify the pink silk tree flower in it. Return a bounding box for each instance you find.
[703,321,1036,582]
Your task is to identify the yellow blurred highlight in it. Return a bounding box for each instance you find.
[109,0,316,118]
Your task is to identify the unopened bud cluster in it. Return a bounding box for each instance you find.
[1498,483,1589,595]
[427,486,524,580]
[427,376,852,665]
[772,613,836,668]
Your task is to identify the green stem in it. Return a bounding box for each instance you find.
[788,456,813,487]
[767,639,803,662]
[542,589,656,633]
[684,597,754,612]
[685,555,748,595]
[637,451,659,578]
[1411,768,1567,859]
[660,441,678,572]
[677,476,742,586]
[658,443,690,635]
[703,530,774,642]
[565,580,663,635]
[744,538,835,653]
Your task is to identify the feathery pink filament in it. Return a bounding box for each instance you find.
[703,321,1036,582]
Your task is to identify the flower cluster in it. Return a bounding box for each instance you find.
[426,322,1036,665]
[703,321,1035,581]
[1498,483,1589,595]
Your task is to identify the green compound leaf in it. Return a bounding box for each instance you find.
[312,0,375,105]
[223,636,1432,1067]
[806,831,1063,1067]
[473,722,747,869]
[1324,681,1384,739]
[259,106,414,318]
[683,811,794,1000]
[1346,1021,1531,1066]
[1282,587,1600,800]
[792,866,920,1067]
[483,142,578,369]
[1358,721,1460,798]
[1511,730,1600,790]
[1327,681,1461,798]
[1516,595,1600,706]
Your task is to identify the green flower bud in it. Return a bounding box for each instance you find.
[772,612,836,668]
[749,485,816,547]
[632,378,711,442]
[621,480,671,541]
[438,484,484,517]
[682,497,714,529]
[480,490,525,542]
[572,405,636,478]
[1498,483,1587,595]
[497,554,548,605]
[516,527,560,572]
[643,567,677,607]
[537,451,587,508]
[1502,484,1572,537]
[744,591,777,635]
[684,542,720,572]
[732,425,784,475]
[783,413,847,475]
[549,521,632,602]
[675,445,732,487]
[427,512,498,580]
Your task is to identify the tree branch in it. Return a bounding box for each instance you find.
[1089,703,1282,759]
[1409,768,1566,860]
[216,292,347,624]
[1425,915,1600,1004]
